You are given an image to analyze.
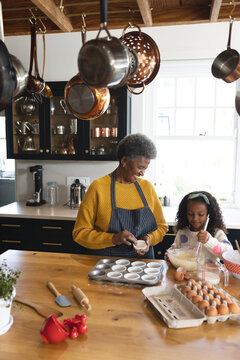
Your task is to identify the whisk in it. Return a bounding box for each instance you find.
[195,215,210,257]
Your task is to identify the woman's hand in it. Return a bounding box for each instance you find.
[112,230,137,246]
[197,230,209,244]
[134,235,150,256]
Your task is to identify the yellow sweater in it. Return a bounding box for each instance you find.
[72,174,168,249]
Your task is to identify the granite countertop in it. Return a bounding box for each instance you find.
[0,202,240,229]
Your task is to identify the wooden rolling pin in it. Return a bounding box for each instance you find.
[72,285,92,311]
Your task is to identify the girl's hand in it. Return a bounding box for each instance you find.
[164,244,176,261]
[112,230,137,246]
[134,235,150,256]
[197,230,209,244]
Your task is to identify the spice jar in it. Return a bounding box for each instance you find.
[46,182,59,206]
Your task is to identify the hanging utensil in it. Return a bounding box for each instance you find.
[78,0,132,89]
[0,0,16,110]
[65,15,110,120]
[121,23,160,95]
[40,20,53,98]
[27,18,45,94]
[211,18,240,83]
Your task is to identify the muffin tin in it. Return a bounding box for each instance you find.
[88,258,163,286]
[142,284,240,328]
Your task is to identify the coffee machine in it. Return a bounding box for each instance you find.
[26,165,46,206]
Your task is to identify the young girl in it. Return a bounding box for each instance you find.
[167,191,233,260]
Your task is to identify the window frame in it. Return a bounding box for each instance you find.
[146,59,240,207]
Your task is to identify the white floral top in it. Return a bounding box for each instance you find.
[172,227,233,260]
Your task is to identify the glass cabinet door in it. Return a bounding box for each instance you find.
[11,95,41,156]
[49,96,79,156]
[89,95,119,156]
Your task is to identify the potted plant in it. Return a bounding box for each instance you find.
[0,261,20,335]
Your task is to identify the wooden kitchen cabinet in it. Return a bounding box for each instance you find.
[5,82,131,160]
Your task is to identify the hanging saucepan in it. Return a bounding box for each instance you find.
[65,22,110,120]
[10,55,28,98]
[64,74,110,120]
[212,19,240,83]
[78,0,134,89]
[27,18,45,94]
[121,23,160,94]
[0,1,16,111]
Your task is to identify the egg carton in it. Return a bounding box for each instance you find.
[88,258,163,286]
[142,284,240,328]
[176,284,240,324]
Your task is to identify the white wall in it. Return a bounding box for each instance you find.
[5,21,240,203]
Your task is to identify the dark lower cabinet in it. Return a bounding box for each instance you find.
[0,218,33,253]
[154,226,175,259]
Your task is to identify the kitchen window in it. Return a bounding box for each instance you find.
[150,60,239,206]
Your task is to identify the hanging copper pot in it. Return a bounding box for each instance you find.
[121,24,160,94]
[65,17,110,120]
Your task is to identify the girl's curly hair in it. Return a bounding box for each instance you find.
[175,191,227,236]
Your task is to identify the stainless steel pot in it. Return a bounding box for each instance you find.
[10,54,28,98]
[77,0,132,88]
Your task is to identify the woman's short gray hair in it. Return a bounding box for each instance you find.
[117,133,157,162]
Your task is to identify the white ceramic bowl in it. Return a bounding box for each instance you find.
[222,250,240,279]
[116,259,130,266]
[141,274,157,282]
[131,261,146,267]
[147,262,162,268]
[128,266,143,273]
[124,273,140,281]
[133,240,147,251]
[144,267,160,275]
[107,271,122,279]
[111,265,126,272]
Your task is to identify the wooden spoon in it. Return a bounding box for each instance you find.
[14,296,63,318]
[235,239,240,256]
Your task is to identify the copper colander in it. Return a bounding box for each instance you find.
[121,24,160,90]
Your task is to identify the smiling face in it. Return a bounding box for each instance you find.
[186,200,208,231]
[121,156,150,183]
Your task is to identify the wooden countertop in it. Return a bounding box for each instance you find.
[0,250,240,360]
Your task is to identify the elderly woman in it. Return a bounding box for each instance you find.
[73,133,168,258]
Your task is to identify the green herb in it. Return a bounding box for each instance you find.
[0,261,21,301]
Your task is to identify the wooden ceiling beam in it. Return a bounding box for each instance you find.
[136,0,152,26]
[30,0,73,32]
[210,0,222,22]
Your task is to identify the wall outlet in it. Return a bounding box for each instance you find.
[66,176,90,187]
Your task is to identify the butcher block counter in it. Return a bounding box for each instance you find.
[0,250,239,360]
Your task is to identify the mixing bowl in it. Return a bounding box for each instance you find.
[168,247,198,271]
[222,250,240,279]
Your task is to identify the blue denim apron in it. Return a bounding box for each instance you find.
[84,172,157,259]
